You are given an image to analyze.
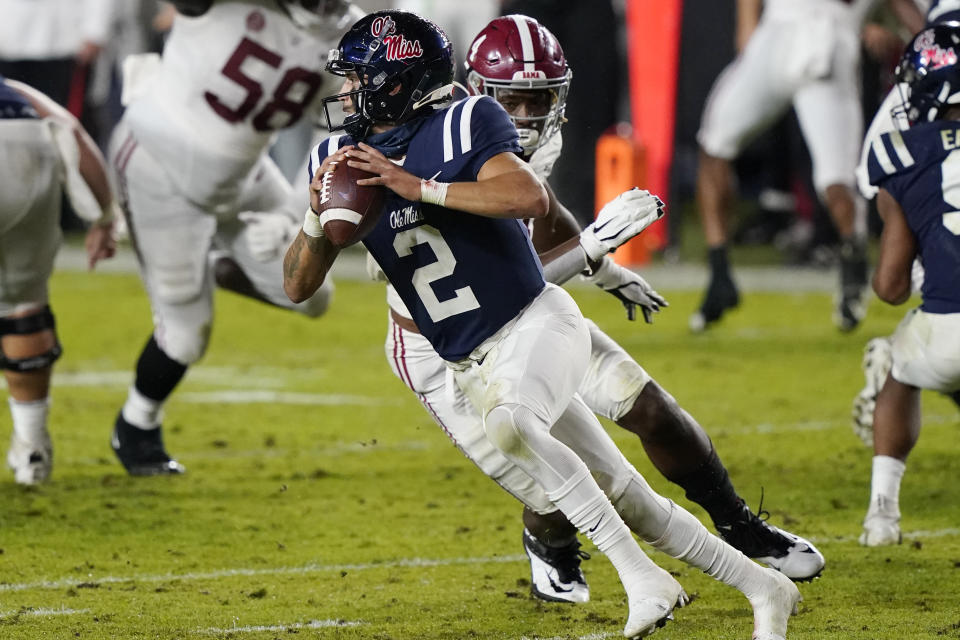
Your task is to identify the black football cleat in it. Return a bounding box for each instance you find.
[111,412,185,476]
[522,528,590,603]
[689,273,740,332]
[716,500,824,582]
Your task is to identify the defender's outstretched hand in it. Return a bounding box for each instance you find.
[239,211,298,263]
[584,257,668,323]
[579,188,664,262]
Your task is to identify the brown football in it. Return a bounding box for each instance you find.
[314,161,387,248]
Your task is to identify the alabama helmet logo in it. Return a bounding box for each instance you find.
[371,15,423,61]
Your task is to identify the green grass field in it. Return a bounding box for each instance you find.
[2,264,959,639]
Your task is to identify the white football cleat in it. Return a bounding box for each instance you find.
[860,495,902,547]
[749,567,802,640]
[522,529,590,603]
[851,337,893,447]
[623,567,687,639]
[7,430,53,485]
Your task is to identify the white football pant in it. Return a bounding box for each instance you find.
[109,120,332,365]
[890,309,960,393]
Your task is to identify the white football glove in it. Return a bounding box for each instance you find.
[579,188,665,262]
[583,257,668,323]
[238,211,298,262]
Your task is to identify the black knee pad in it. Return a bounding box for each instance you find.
[0,306,63,371]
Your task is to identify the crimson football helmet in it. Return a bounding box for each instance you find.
[464,15,571,157]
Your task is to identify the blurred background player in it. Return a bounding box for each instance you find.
[287,12,802,639]
[106,0,361,476]
[691,0,879,333]
[1,76,117,484]
[371,15,824,601]
[858,23,960,546]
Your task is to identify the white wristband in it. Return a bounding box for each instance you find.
[420,178,449,206]
[303,208,325,238]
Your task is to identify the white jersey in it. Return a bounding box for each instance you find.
[123,0,361,210]
[763,0,876,25]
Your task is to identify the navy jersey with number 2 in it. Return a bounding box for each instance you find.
[308,95,546,361]
[867,121,960,313]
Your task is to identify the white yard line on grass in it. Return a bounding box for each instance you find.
[0,554,529,593]
[200,619,363,634]
[0,607,89,620]
[178,390,400,406]
[5,527,960,595]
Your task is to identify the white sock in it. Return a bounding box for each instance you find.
[650,502,770,600]
[9,397,50,444]
[547,468,661,592]
[121,386,163,430]
[870,455,906,506]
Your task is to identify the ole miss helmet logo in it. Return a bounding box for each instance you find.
[915,28,959,70]
[371,15,423,61]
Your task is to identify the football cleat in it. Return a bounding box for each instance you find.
[851,337,893,447]
[860,495,902,547]
[689,273,739,332]
[522,528,590,603]
[111,412,185,476]
[748,567,802,640]
[717,501,825,582]
[623,566,687,639]
[7,431,53,485]
[834,239,868,332]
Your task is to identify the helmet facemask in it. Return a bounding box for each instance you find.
[467,69,570,157]
[281,0,350,29]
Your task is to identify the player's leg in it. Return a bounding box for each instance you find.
[692,20,794,332]
[109,128,216,476]
[580,321,824,580]
[0,121,63,485]
[457,285,685,637]
[793,32,868,332]
[384,313,589,602]
[550,396,801,640]
[861,310,960,545]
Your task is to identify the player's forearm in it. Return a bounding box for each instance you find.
[438,169,548,219]
[539,237,593,285]
[283,231,339,303]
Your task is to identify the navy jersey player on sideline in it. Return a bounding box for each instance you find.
[284,11,802,640]
[858,23,960,547]
[0,76,118,484]
[364,14,824,604]
[852,0,960,444]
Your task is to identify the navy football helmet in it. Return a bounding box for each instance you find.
[897,23,960,124]
[322,11,454,138]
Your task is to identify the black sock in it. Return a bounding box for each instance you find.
[133,335,188,402]
[671,446,743,527]
[708,245,730,278]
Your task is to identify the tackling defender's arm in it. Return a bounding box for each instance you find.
[872,188,916,305]
[346,142,549,219]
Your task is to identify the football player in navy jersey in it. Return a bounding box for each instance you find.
[853,0,960,445]
[285,11,801,639]
[0,76,118,484]
[367,14,822,603]
[859,23,960,547]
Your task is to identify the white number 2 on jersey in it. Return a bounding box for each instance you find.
[940,149,960,235]
[393,225,480,322]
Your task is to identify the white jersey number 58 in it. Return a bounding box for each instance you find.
[393,225,480,322]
